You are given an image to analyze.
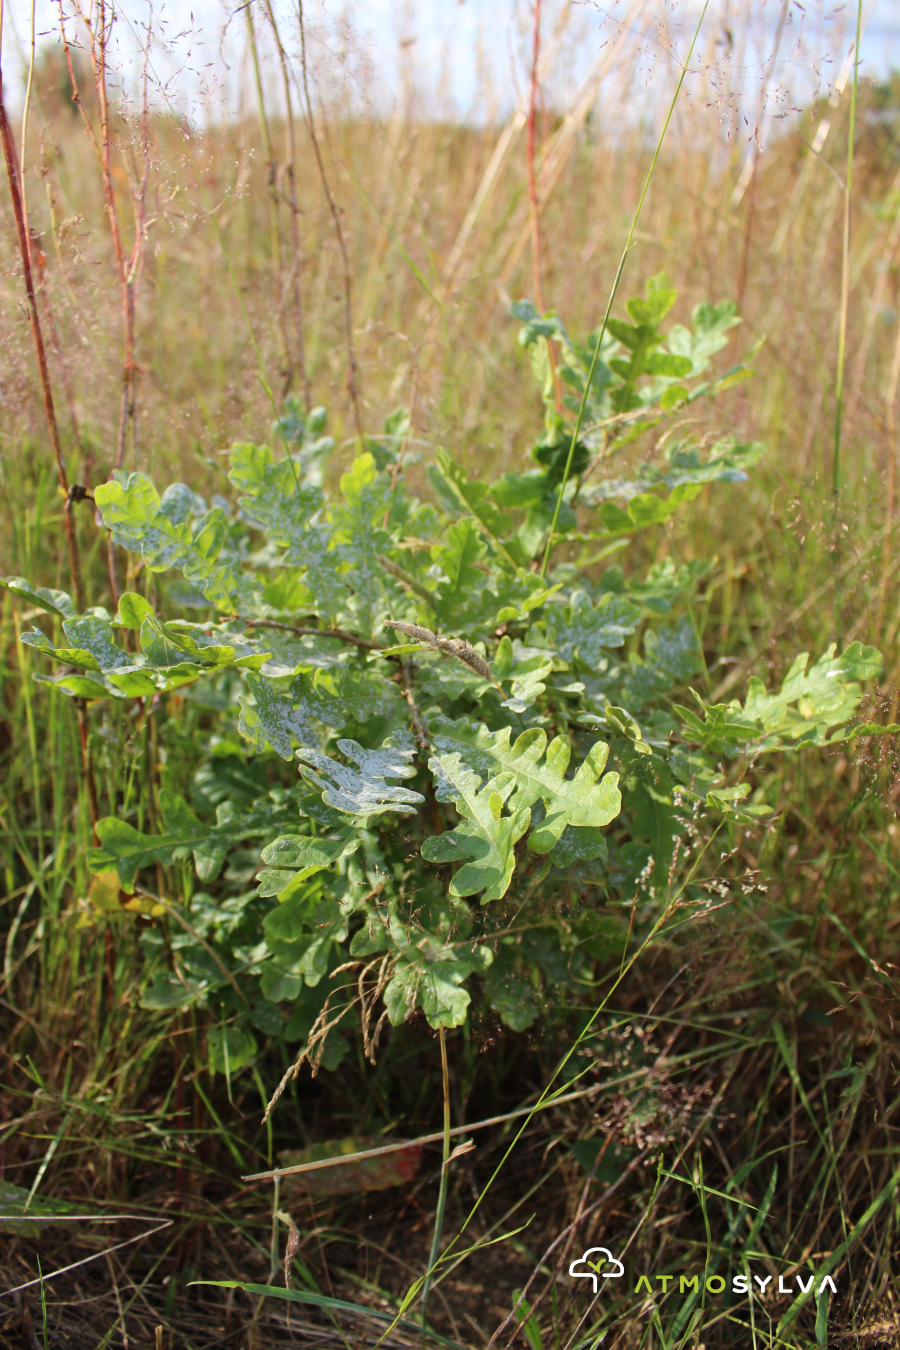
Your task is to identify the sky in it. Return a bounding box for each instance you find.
[2,0,899,131]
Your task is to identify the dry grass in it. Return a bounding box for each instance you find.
[2,5,900,1347]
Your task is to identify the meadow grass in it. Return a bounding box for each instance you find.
[1,7,900,1347]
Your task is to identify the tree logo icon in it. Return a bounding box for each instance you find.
[569,1248,625,1292]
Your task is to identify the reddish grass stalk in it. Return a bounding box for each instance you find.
[23,8,87,471]
[0,47,85,612]
[60,1,149,473]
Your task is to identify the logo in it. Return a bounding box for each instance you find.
[568,1254,839,1303]
[569,1248,625,1293]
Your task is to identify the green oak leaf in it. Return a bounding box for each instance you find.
[501,658,553,713]
[430,719,621,856]
[0,576,76,619]
[289,662,402,731]
[238,671,316,758]
[327,452,391,636]
[667,300,741,376]
[542,590,641,665]
[86,790,300,891]
[257,834,361,896]
[423,755,530,901]
[482,946,542,1031]
[296,737,425,817]
[429,517,488,629]
[95,475,253,611]
[621,617,701,708]
[383,943,491,1029]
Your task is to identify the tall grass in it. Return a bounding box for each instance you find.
[1,4,900,1346]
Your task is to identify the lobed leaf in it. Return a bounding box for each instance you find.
[257,834,361,897]
[422,755,530,901]
[95,474,254,611]
[542,589,641,666]
[87,790,301,891]
[676,643,884,757]
[0,576,76,619]
[430,716,621,854]
[296,737,425,817]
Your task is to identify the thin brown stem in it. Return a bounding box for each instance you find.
[20,0,36,244]
[734,0,790,343]
[62,1,149,470]
[0,42,84,611]
[246,1,282,273]
[525,0,561,412]
[76,704,100,844]
[400,659,429,750]
[877,319,900,640]
[244,1085,601,1182]
[37,189,86,464]
[227,617,382,652]
[526,0,545,316]
[262,0,310,408]
[297,0,364,443]
[846,162,900,428]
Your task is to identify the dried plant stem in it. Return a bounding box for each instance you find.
[382,620,500,687]
[19,0,36,240]
[540,0,710,577]
[831,0,863,649]
[877,321,900,639]
[261,0,310,407]
[227,617,381,652]
[421,1026,450,1336]
[832,0,862,499]
[846,161,900,427]
[525,0,561,412]
[76,703,100,843]
[296,0,364,443]
[61,1,148,470]
[735,0,790,316]
[269,1173,280,1282]
[0,43,85,612]
[246,1,281,274]
[244,1085,600,1182]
